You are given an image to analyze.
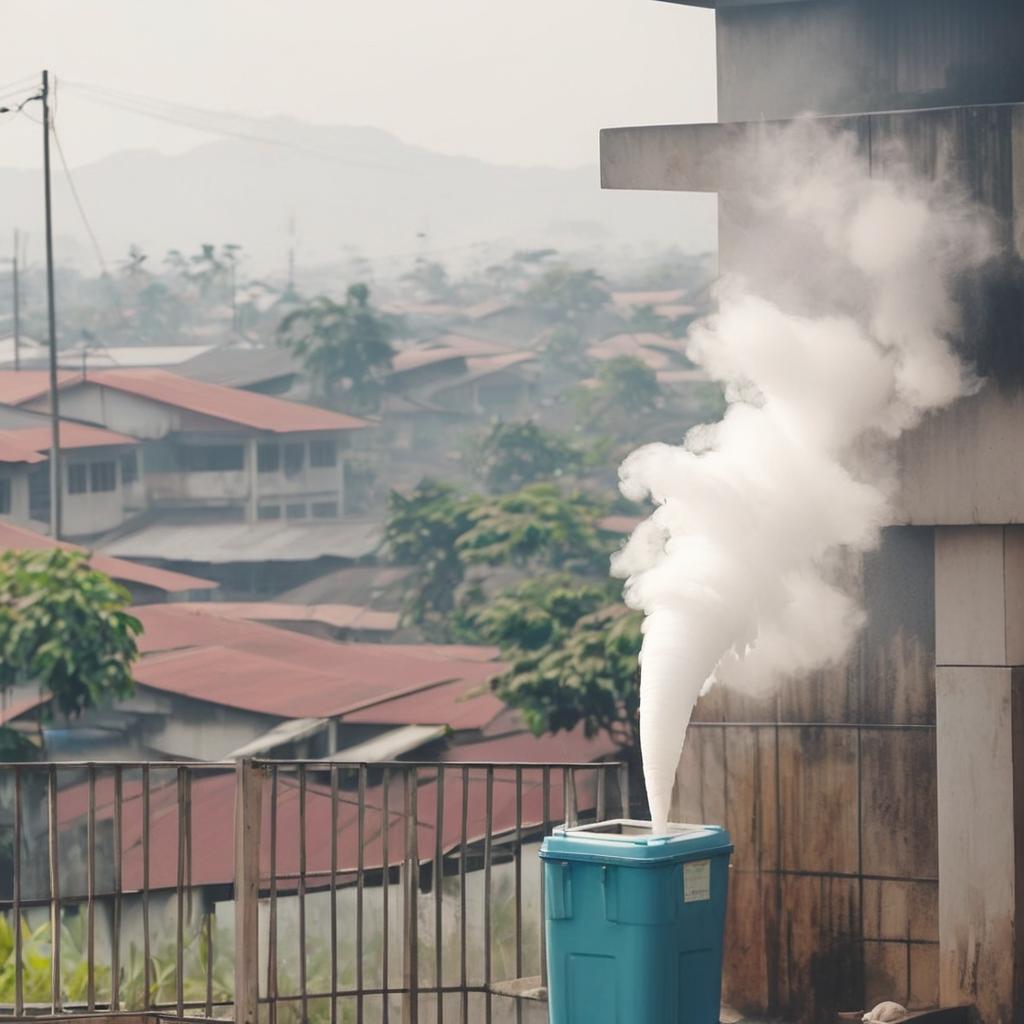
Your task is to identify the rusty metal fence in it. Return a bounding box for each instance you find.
[0,758,626,1023]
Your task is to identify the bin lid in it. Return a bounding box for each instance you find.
[540,819,733,865]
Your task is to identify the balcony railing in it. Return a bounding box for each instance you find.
[0,758,627,1023]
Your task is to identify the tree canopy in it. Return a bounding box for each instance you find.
[278,283,400,407]
[0,549,141,720]
[471,420,581,493]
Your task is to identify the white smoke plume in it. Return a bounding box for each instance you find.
[612,122,994,832]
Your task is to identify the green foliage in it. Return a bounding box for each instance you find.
[385,480,482,624]
[0,728,36,761]
[524,265,609,323]
[0,549,141,719]
[460,574,611,652]
[471,420,581,493]
[494,601,642,751]
[457,484,608,573]
[278,283,400,407]
[595,355,661,413]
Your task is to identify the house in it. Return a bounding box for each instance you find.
[0,404,141,538]
[0,519,215,604]
[22,604,507,763]
[176,344,302,396]
[0,368,369,524]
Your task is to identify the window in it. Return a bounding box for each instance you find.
[257,504,281,521]
[257,443,280,473]
[283,443,304,478]
[181,445,245,472]
[68,464,88,494]
[28,467,50,521]
[309,440,337,468]
[90,461,117,493]
[121,451,139,485]
[311,500,339,520]
[0,478,10,515]
[285,502,307,520]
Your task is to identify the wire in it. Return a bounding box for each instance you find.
[50,122,108,276]
[63,79,413,176]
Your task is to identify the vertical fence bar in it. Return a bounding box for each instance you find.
[47,764,61,1013]
[234,759,263,1024]
[434,767,445,1024]
[483,766,494,1024]
[403,767,419,1024]
[356,765,366,1024]
[514,768,523,983]
[382,766,391,1023]
[176,768,186,1016]
[596,766,607,823]
[111,767,122,1012]
[540,767,550,990]
[13,767,23,1016]
[567,768,579,828]
[204,908,214,1019]
[459,768,469,1024]
[299,764,309,1024]
[268,766,279,1024]
[142,765,151,1010]
[617,762,630,820]
[330,765,339,1024]
[87,765,96,1010]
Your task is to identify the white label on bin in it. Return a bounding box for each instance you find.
[683,860,711,902]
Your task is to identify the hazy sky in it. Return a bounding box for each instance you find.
[2,0,716,170]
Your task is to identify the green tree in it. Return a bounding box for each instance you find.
[471,420,581,493]
[384,480,482,625]
[278,283,399,407]
[400,259,455,302]
[488,593,643,753]
[457,483,608,573]
[0,549,141,729]
[524,265,609,323]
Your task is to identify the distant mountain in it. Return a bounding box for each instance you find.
[0,117,716,276]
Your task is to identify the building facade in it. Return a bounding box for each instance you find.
[603,2,1024,1021]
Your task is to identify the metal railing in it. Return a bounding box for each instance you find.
[0,758,627,1023]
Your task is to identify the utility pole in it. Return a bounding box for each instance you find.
[41,70,62,539]
[11,230,20,371]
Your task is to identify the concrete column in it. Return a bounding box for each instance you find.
[935,526,1024,1023]
[246,438,258,524]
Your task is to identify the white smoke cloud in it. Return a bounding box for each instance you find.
[612,121,994,832]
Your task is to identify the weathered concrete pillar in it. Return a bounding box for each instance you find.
[246,438,258,524]
[935,526,1024,1023]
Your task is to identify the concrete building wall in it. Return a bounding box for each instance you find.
[61,448,129,538]
[0,465,32,527]
[716,0,1024,122]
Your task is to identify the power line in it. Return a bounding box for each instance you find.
[49,120,109,276]
[63,79,413,176]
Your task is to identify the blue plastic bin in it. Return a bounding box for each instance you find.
[540,820,732,1024]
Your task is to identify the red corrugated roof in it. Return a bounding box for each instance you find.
[171,600,399,632]
[0,690,52,725]
[0,432,46,465]
[132,605,503,718]
[0,370,79,405]
[6,422,140,451]
[82,369,369,434]
[0,520,217,593]
[442,724,619,764]
[56,762,602,893]
[343,677,504,729]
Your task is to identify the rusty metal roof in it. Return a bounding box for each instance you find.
[0,370,79,405]
[343,676,504,729]
[171,600,400,633]
[132,605,503,718]
[55,762,600,893]
[0,433,46,464]
[5,422,140,451]
[0,520,217,593]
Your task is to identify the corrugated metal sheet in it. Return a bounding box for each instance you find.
[342,677,504,729]
[0,433,46,464]
[0,520,217,593]
[0,687,52,725]
[171,600,399,632]
[442,724,619,764]
[132,604,503,717]
[7,422,140,451]
[56,761,595,891]
[82,368,369,434]
[0,370,78,405]
[329,724,447,761]
[102,517,383,563]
